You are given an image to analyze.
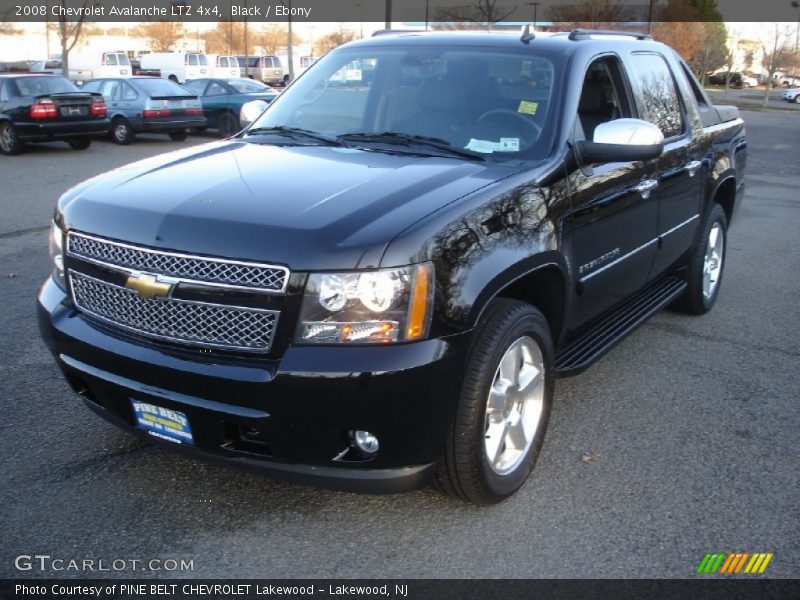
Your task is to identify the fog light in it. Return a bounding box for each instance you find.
[350,430,379,456]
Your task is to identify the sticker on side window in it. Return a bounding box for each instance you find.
[518,100,538,115]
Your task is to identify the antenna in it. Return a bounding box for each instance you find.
[521,24,535,44]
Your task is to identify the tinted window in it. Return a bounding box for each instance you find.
[228,79,273,94]
[120,82,138,100]
[219,57,228,67]
[206,82,229,96]
[629,53,684,138]
[181,80,207,94]
[134,78,191,97]
[81,80,102,93]
[101,80,120,98]
[187,55,198,66]
[0,82,8,101]
[15,76,79,96]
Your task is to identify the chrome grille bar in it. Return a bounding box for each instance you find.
[67,231,289,293]
[69,270,279,353]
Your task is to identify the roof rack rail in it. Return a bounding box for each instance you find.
[372,29,426,37]
[568,29,652,41]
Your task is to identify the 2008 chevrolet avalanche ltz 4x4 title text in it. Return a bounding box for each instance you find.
[38,30,745,504]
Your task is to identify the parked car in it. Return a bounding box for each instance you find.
[707,71,756,88]
[783,87,800,103]
[29,59,93,86]
[235,55,285,85]
[207,54,240,78]
[181,77,278,136]
[69,51,132,81]
[773,72,800,87]
[139,52,210,84]
[80,76,205,144]
[0,74,108,155]
[130,58,161,77]
[38,30,745,504]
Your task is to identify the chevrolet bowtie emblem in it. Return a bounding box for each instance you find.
[124,272,175,300]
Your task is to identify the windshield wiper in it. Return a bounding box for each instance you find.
[338,132,486,161]
[244,126,341,145]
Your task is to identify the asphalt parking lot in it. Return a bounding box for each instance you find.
[1,115,798,579]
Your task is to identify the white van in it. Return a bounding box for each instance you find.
[208,55,240,78]
[139,52,210,83]
[68,51,132,80]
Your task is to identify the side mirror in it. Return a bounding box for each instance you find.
[239,99,269,129]
[576,118,664,164]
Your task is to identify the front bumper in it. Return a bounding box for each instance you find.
[16,119,111,141]
[37,277,468,493]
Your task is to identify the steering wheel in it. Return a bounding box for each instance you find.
[476,108,542,146]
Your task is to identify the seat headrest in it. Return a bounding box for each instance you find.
[418,79,459,110]
[579,81,606,113]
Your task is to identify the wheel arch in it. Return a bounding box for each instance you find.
[467,253,569,344]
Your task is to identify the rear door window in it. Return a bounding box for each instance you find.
[120,82,138,101]
[101,80,120,99]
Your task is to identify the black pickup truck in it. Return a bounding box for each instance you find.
[38,30,746,504]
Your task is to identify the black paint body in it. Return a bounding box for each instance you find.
[37,33,746,492]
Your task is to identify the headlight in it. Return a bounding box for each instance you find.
[49,221,66,289]
[297,263,434,344]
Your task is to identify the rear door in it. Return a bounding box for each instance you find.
[627,52,704,278]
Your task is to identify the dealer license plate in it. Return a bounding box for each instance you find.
[131,400,194,445]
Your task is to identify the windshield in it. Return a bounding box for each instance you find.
[228,79,274,94]
[248,44,560,160]
[135,78,191,97]
[16,76,79,96]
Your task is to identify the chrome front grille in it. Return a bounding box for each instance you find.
[67,231,289,293]
[69,270,279,352]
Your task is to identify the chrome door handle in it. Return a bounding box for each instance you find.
[684,160,703,177]
[634,179,659,199]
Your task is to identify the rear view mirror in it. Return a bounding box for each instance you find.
[576,118,664,164]
[240,100,269,129]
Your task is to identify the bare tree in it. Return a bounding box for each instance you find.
[132,22,184,52]
[259,24,289,56]
[435,0,517,31]
[56,0,98,76]
[546,0,633,29]
[760,23,795,107]
[313,27,357,55]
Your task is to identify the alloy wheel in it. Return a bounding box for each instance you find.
[702,222,724,299]
[483,336,546,476]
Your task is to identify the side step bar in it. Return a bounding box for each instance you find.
[555,276,687,376]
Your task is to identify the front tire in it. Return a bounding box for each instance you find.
[67,136,91,150]
[675,203,727,315]
[794,95,800,104]
[0,121,23,155]
[436,299,554,505]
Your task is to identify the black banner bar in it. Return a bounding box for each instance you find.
[3,579,800,600]
[1,0,799,23]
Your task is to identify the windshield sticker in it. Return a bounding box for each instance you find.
[500,138,520,152]
[518,100,539,116]
[466,138,520,154]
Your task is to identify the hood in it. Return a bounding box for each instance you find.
[58,140,521,270]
